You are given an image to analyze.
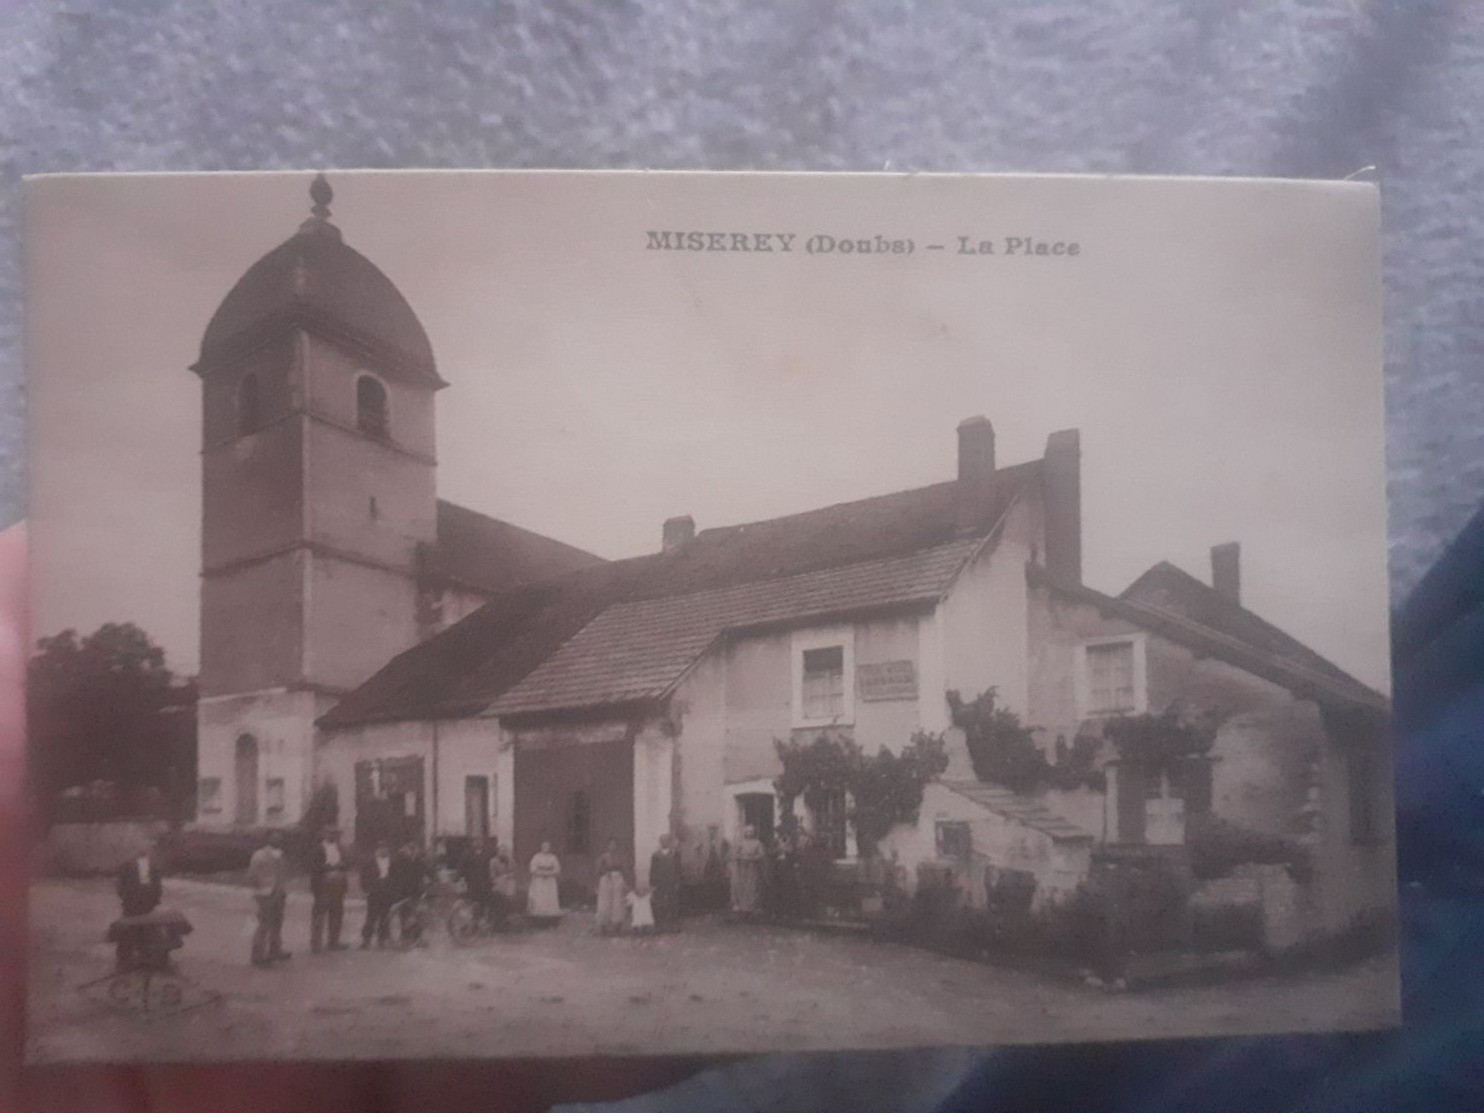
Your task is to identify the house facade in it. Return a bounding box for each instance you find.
[192,178,1394,945]
[319,414,1085,892]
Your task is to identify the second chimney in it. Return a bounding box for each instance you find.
[1043,428,1082,585]
[663,515,695,554]
[1211,542,1240,604]
[957,416,996,485]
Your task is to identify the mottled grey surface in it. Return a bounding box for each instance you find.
[1,1,1478,1105]
[4,0,1481,606]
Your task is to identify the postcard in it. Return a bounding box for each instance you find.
[24,169,1396,1062]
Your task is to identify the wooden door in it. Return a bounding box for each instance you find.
[514,737,634,899]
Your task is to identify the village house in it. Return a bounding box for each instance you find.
[191,178,1394,947]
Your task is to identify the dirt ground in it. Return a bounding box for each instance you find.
[26,877,1399,1064]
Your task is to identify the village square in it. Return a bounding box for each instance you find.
[27,872,1397,1064]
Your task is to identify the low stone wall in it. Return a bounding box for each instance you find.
[38,820,169,877]
[1190,862,1309,951]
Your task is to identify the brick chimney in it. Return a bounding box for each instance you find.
[1043,429,1082,585]
[1211,541,1240,604]
[957,416,996,484]
[954,416,997,533]
[662,515,695,554]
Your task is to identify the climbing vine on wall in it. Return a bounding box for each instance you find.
[947,688,1102,794]
[1102,707,1219,772]
[947,687,1046,793]
[773,730,948,857]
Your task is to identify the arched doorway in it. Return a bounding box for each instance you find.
[234,734,259,825]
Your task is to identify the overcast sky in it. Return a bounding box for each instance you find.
[27,170,1389,691]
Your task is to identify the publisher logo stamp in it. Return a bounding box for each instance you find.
[78,970,220,1021]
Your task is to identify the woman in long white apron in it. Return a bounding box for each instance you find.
[527,840,562,919]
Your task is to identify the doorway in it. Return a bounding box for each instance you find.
[465,775,490,840]
[354,757,426,850]
[234,734,259,825]
[737,792,776,847]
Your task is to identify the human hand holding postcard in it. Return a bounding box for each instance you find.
[24,169,1396,1063]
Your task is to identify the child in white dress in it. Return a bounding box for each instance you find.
[626,885,656,934]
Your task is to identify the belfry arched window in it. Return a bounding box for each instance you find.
[356,374,389,438]
[236,371,263,435]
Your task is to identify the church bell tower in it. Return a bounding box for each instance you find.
[191,175,446,828]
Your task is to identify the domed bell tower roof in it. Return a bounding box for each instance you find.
[192,174,444,386]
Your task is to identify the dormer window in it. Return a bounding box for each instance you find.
[236,371,263,435]
[356,374,389,438]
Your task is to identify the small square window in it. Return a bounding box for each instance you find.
[935,821,972,859]
[198,778,222,814]
[265,778,286,817]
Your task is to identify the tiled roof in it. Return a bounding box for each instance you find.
[492,539,983,715]
[1119,562,1365,691]
[321,461,1039,728]
[432,500,605,595]
[1029,563,1389,714]
[939,780,1094,842]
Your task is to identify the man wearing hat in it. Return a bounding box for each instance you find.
[308,824,350,953]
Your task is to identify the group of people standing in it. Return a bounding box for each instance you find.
[549,833,684,935]
[728,823,837,923]
[241,828,690,962]
[115,823,823,974]
[245,826,517,960]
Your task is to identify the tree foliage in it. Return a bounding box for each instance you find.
[27,623,194,820]
[774,730,948,857]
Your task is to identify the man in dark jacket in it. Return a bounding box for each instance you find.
[113,844,164,969]
[360,841,396,949]
[460,837,494,926]
[117,847,163,918]
[391,840,430,946]
[308,824,349,952]
[649,833,682,931]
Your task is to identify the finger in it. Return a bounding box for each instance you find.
[0,519,29,815]
[0,522,36,1105]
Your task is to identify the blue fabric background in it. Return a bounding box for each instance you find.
[3,1,1481,1108]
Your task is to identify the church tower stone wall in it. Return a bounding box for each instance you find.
[192,177,445,828]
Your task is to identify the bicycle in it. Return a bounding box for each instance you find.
[390,878,462,949]
[446,886,523,945]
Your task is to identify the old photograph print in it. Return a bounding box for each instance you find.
[25,170,1398,1063]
